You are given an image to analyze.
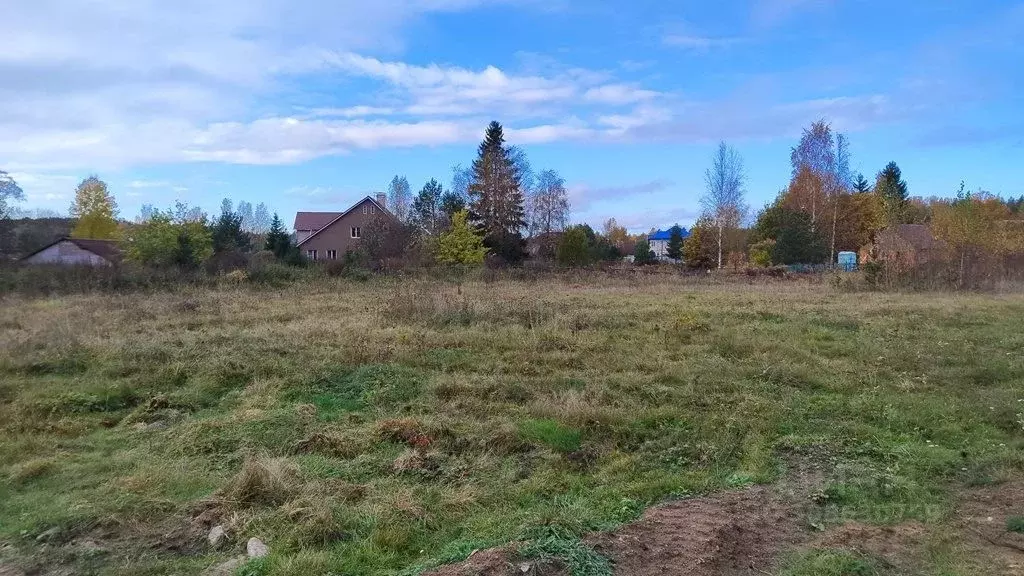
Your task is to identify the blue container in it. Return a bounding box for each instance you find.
[837,251,857,271]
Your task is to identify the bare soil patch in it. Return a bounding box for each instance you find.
[588,486,803,576]
[428,479,1024,576]
[956,481,1024,575]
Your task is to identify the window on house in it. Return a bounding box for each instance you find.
[362,205,368,214]
[351,227,361,238]
[306,250,317,261]
[370,205,376,214]
[326,250,337,260]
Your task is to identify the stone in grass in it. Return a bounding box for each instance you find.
[206,556,246,576]
[35,527,60,543]
[207,525,227,549]
[246,537,269,558]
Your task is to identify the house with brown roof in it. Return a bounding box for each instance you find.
[294,194,396,261]
[20,238,122,266]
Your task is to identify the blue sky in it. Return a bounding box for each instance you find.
[3,0,1023,231]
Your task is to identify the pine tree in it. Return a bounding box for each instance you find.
[440,190,466,217]
[264,213,292,259]
[212,206,250,253]
[633,239,655,265]
[666,224,684,260]
[853,173,871,194]
[469,121,527,262]
[412,178,444,235]
[876,161,909,226]
[70,176,119,239]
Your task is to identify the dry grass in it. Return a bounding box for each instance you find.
[220,455,299,507]
[0,275,1022,575]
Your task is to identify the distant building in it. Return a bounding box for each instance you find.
[293,194,396,261]
[648,227,690,258]
[871,224,943,268]
[527,231,562,259]
[20,237,122,266]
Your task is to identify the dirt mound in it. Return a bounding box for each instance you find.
[589,486,803,576]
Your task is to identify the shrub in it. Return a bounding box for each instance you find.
[1007,516,1024,534]
[204,248,250,275]
[749,239,775,267]
[557,226,592,267]
[863,261,883,289]
[247,257,300,285]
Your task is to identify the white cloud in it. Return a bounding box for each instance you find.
[307,106,398,118]
[610,207,701,232]
[128,180,172,189]
[569,179,675,212]
[598,105,674,133]
[322,52,598,116]
[583,84,660,105]
[0,0,535,171]
[0,0,911,179]
[4,172,78,209]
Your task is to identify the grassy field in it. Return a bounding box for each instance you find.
[1,276,1022,575]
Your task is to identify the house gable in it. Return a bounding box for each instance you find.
[21,238,120,266]
[294,197,395,260]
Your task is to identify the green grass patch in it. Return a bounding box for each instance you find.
[520,525,612,576]
[519,418,583,453]
[779,548,883,576]
[1007,516,1024,534]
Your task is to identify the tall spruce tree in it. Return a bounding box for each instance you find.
[853,173,871,194]
[876,161,909,226]
[212,206,250,252]
[264,213,292,259]
[468,121,526,262]
[666,224,685,260]
[412,178,444,235]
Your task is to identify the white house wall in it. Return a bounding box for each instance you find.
[23,241,111,266]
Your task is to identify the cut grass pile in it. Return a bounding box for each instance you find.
[0,277,1022,575]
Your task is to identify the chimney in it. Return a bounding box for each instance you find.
[375,192,387,208]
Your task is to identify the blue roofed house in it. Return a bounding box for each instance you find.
[649,226,690,259]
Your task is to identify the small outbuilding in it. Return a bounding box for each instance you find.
[20,237,122,267]
[837,251,857,271]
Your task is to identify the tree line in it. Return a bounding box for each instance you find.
[3,119,1022,286]
[675,121,1024,289]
